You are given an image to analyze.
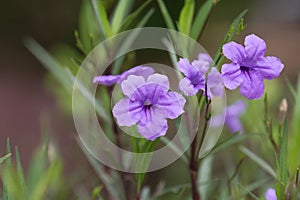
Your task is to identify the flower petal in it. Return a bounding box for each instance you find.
[198,53,212,64]
[177,58,198,77]
[226,100,246,116]
[207,68,224,98]
[240,70,265,99]
[156,91,186,119]
[221,63,243,90]
[112,98,138,126]
[137,116,168,141]
[119,66,154,84]
[244,34,266,61]
[222,42,246,64]
[121,75,146,99]
[191,59,210,74]
[225,116,243,133]
[179,77,201,96]
[255,56,284,80]
[93,75,121,86]
[265,188,277,200]
[147,73,170,90]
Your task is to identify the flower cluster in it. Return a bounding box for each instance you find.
[94,34,284,140]
[177,53,224,98]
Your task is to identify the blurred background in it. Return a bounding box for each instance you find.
[0,0,299,177]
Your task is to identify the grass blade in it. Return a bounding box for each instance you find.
[119,0,152,32]
[213,9,247,69]
[24,38,72,90]
[190,0,213,40]
[3,138,12,200]
[157,0,176,30]
[178,0,195,35]
[111,0,134,34]
[15,147,28,199]
[90,0,112,37]
[276,118,288,200]
[239,145,277,179]
[0,154,11,164]
[112,8,154,74]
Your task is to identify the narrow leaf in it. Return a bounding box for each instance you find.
[0,154,11,164]
[90,0,111,37]
[15,147,28,199]
[120,0,152,32]
[276,118,288,200]
[213,9,248,69]
[3,138,12,200]
[239,145,277,179]
[157,0,176,30]
[111,0,134,34]
[178,0,195,35]
[112,8,154,74]
[190,0,213,40]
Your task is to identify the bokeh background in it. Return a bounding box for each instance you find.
[0,0,299,179]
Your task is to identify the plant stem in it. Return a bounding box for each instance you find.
[190,133,200,200]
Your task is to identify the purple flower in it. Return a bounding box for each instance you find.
[177,53,224,98]
[93,66,154,86]
[210,100,246,133]
[265,188,277,200]
[221,34,284,99]
[112,73,186,141]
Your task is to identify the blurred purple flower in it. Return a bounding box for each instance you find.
[177,53,224,98]
[112,74,186,141]
[210,100,246,133]
[221,34,284,99]
[265,188,277,200]
[93,66,154,86]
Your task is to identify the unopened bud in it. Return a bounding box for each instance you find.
[279,98,288,124]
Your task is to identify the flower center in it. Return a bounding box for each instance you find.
[144,100,152,110]
[240,66,249,71]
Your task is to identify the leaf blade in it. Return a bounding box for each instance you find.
[178,0,195,35]
[239,145,277,179]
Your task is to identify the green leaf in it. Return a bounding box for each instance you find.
[135,139,160,192]
[205,133,258,158]
[78,0,100,52]
[119,0,153,32]
[160,137,188,164]
[24,38,72,90]
[213,9,248,69]
[79,142,125,200]
[190,0,213,40]
[0,153,11,164]
[285,77,297,101]
[112,8,154,74]
[15,147,28,199]
[157,0,176,30]
[198,156,213,200]
[111,0,134,34]
[31,160,63,200]
[276,118,288,200]
[92,186,104,199]
[3,138,12,200]
[24,38,110,122]
[90,0,112,37]
[239,145,277,179]
[27,142,48,194]
[178,0,195,35]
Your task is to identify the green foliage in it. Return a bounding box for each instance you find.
[213,9,247,69]
[178,0,195,35]
[190,0,213,40]
[1,139,70,200]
